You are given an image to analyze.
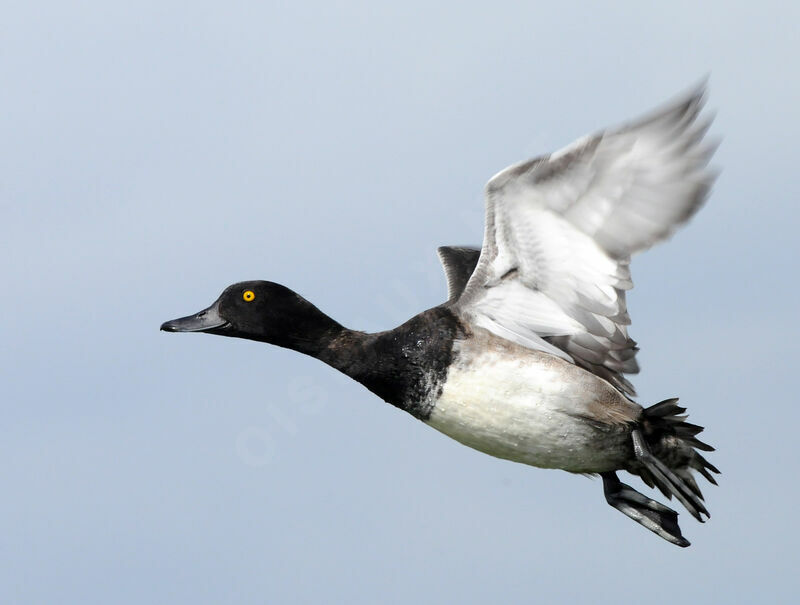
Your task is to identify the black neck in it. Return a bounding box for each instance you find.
[323,308,461,419]
[268,309,347,360]
[250,303,462,420]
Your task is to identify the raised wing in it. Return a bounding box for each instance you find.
[455,84,718,396]
[437,246,481,302]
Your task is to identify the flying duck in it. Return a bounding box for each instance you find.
[162,84,719,547]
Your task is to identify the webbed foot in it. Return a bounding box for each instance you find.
[602,471,690,547]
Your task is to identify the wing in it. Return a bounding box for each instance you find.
[437,246,481,302]
[455,83,719,396]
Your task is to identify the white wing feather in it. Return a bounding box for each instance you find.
[455,84,718,395]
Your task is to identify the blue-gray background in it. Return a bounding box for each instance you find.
[3,2,797,603]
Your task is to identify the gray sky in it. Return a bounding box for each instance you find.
[2,1,798,603]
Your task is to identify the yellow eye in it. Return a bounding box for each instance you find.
[243,290,255,302]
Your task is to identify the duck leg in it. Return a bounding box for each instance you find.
[601,471,690,547]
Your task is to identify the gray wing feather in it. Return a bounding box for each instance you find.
[437,246,481,302]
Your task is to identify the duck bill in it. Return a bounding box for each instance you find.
[160,301,229,333]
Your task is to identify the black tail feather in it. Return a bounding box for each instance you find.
[685,436,715,452]
[643,398,685,417]
[604,398,718,546]
[692,452,720,484]
[673,421,705,437]
[632,428,710,522]
[635,398,719,520]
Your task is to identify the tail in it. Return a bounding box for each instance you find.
[633,398,720,520]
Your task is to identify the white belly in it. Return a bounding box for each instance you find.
[425,346,640,473]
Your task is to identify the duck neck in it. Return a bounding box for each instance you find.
[261,301,461,420]
[316,308,462,420]
[264,314,406,407]
[264,306,349,361]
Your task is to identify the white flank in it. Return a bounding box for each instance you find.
[426,345,641,473]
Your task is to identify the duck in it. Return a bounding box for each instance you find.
[162,83,720,547]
